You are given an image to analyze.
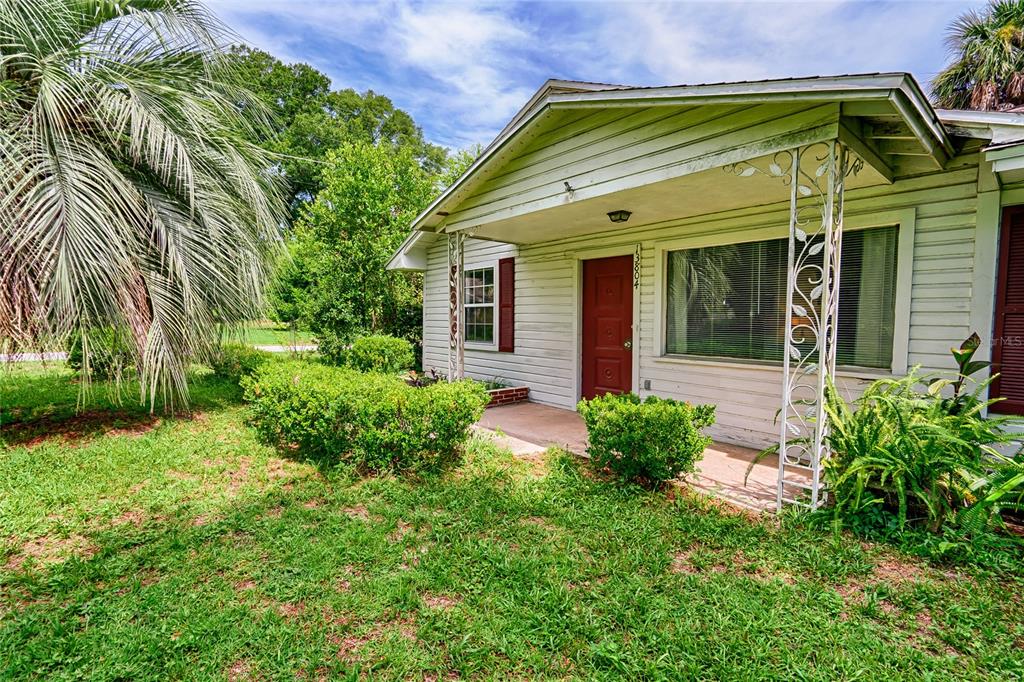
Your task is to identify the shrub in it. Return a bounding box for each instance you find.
[210,343,273,384]
[343,335,414,374]
[821,334,1023,533]
[316,334,349,366]
[578,393,715,486]
[242,361,487,472]
[66,328,135,378]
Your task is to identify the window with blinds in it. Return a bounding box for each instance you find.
[665,226,899,369]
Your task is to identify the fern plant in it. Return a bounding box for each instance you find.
[823,370,1018,532]
[754,334,1024,534]
[959,453,1024,533]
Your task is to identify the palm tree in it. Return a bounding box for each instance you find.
[933,0,1024,111]
[0,0,286,407]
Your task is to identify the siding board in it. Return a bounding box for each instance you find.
[422,120,983,445]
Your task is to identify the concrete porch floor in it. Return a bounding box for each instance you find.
[477,402,807,511]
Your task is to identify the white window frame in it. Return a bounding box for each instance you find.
[463,261,499,351]
[651,208,915,378]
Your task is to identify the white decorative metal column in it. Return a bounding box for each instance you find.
[447,230,466,380]
[777,141,860,510]
[728,140,860,510]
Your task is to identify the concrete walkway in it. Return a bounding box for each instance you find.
[253,344,318,353]
[477,402,807,511]
[0,352,68,363]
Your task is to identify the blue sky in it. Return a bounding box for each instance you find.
[207,1,985,149]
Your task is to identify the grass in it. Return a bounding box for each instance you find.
[1,363,1023,680]
[237,321,314,347]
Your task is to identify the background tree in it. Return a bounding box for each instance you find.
[0,0,286,406]
[933,0,1024,110]
[228,47,445,213]
[291,141,435,361]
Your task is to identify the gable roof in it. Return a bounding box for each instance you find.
[388,73,1024,270]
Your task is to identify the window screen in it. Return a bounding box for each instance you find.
[665,226,898,369]
[464,267,495,344]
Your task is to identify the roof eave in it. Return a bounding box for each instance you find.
[393,73,953,265]
[936,109,1024,145]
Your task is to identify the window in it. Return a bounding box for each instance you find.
[664,226,899,369]
[464,267,495,344]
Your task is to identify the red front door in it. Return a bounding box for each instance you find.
[581,255,634,400]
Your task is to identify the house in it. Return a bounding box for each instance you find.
[388,74,1024,507]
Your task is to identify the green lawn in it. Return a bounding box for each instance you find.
[238,321,315,347]
[1,364,1023,680]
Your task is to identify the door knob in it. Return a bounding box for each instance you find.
[623,339,632,350]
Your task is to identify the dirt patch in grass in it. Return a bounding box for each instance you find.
[343,505,371,521]
[1,411,160,447]
[110,509,146,528]
[670,549,700,575]
[265,458,292,480]
[831,552,936,624]
[335,613,418,661]
[668,547,796,584]
[335,565,362,592]
[5,533,97,571]
[514,450,550,477]
[422,592,461,610]
[388,519,414,541]
[225,457,253,494]
[226,658,256,682]
[522,515,557,532]
[328,612,420,665]
[871,556,925,584]
[265,599,306,620]
[835,553,928,600]
[669,546,736,576]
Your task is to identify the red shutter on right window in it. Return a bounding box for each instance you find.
[991,206,1024,415]
[498,257,514,352]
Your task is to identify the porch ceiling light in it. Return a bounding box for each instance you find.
[607,210,632,223]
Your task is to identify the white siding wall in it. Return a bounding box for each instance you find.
[423,150,986,449]
[445,102,841,231]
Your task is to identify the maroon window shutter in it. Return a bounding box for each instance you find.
[991,206,1024,415]
[498,257,515,352]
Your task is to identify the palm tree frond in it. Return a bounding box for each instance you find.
[0,0,286,408]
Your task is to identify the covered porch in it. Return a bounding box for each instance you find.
[477,402,809,511]
[390,76,956,512]
[451,138,879,513]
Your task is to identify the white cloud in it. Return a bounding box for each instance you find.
[206,0,988,148]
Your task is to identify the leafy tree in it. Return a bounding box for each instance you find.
[439,146,481,188]
[294,141,435,357]
[933,0,1024,110]
[0,0,285,406]
[228,47,445,210]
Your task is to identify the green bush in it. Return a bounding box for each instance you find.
[343,334,414,373]
[824,372,1022,533]
[66,328,135,378]
[578,393,715,486]
[210,343,273,384]
[821,334,1024,533]
[242,361,487,472]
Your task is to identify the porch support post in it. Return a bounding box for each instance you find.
[447,230,466,380]
[775,140,858,511]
